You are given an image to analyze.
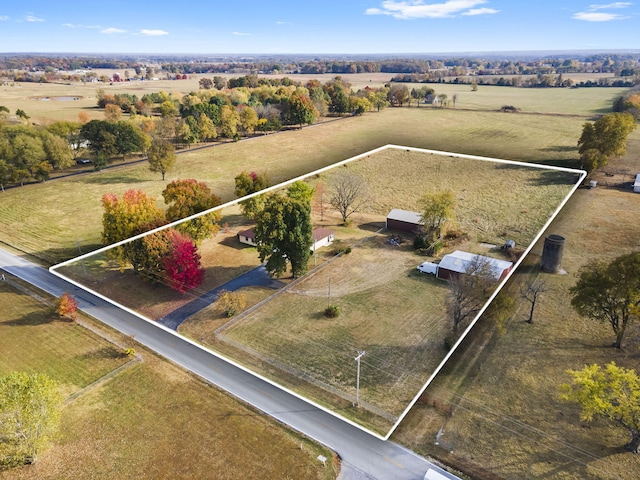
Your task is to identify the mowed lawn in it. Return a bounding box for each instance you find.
[0,278,129,398]
[0,280,335,480]
[393,166,640,478]
[0,104,592,266]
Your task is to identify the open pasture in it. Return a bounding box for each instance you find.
[0,282,335,480]
[416,83,627,116]
[0,106,590,265]
[0,277,129,398]
[162,147,582,435]
[393,169,640,478]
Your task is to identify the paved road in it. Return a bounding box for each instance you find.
[0,248,459,480]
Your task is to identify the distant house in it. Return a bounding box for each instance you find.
[237,227,335,251]
[311,228,335,251]
[436,250,513,282]
[634,173,640,193]
[386,209,423,233]
[237,228,257,246]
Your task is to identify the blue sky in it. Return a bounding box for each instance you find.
[0,1,638,54]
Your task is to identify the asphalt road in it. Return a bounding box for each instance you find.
[0,248,459,480]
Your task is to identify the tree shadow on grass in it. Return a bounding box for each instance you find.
[80,346,123,361]
[529,170,583,186]
[3,310,56,327]
[359,221,385,232]
[541,146,579,153]
[78,175,148,185]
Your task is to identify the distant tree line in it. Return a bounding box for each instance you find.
[3,53,640,82]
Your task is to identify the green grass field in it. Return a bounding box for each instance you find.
[0,278,130,398]
[393,181,640,479]
[0,279,335,480]
[170,148,581,435]
[0,105,590,265]
[1,81,637,476]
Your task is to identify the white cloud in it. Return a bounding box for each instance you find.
[589,2,632,9]
[0,16,9,21]
[573,11,625,20]
[276,21,293,25]
[461,7,499,15]
[573,1,631,21]
[140,29,169,36]
[63,23,101,29]
[365,0,494,19]
[101,27,127,34]
[233,31,251,35]
[25,14,44,22]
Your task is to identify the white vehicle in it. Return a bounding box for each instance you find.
[424,468,453,480]
[417,261,438,275]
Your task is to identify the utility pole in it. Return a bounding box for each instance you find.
[355,350,365,407]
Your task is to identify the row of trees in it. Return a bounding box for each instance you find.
[101,179,221,293]
[0,122,77,189]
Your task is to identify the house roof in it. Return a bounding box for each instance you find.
[239,227,333,242]
[387,209,423,225]
[238,228,256,239]
[439,250,513,279]
[312,227,334,242]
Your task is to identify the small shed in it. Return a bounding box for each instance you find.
[311,228,335,251]
[237,228,257,246]
[386,209,423,233]
[437,250,513,282]
[634,173,640,193]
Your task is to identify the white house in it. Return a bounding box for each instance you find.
[634,173,640,193]
[311,228,335,251]
[237,228,257,246]
[237,227,335,251]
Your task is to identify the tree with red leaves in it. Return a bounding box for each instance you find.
[162,230,205,293]
[56,292,78,321]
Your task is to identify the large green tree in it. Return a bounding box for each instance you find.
[254,193,313,278]
[234,171,269,220]
[577,112,637,173]
[561,362,640,453]
[286,91,318,128]
[147,138,176,181]
[162,179,221,243]
[570,252,640,349]
[81,120,148,163]
[0,372,63,468]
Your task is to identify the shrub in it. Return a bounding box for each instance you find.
[324,305,340,318]
[217,290,247,317]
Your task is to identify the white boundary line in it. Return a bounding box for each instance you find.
[49,144,586,441]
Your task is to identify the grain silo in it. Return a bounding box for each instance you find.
[541,235,565,273]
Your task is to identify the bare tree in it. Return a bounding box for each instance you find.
[520,278,547,324]
[329,171,370,224]
[447,256,495,333]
